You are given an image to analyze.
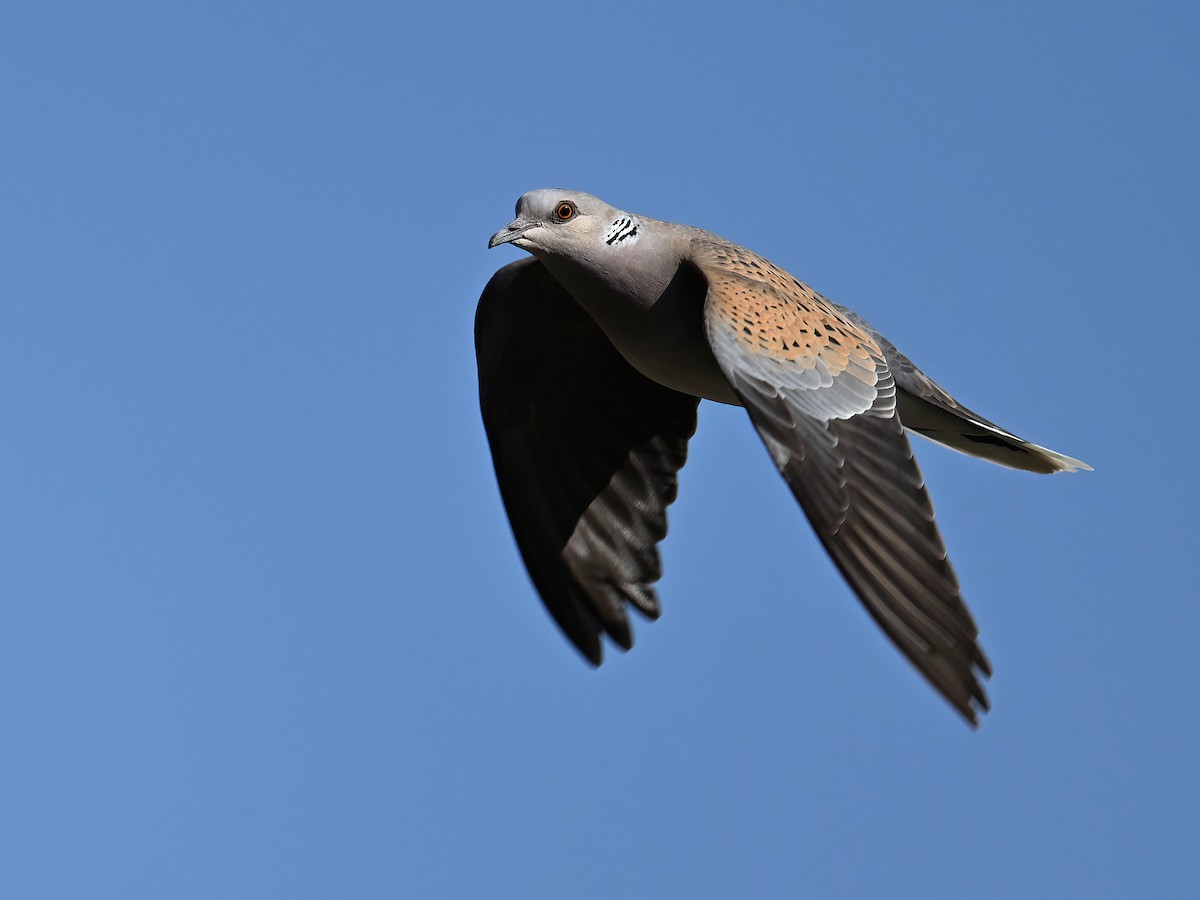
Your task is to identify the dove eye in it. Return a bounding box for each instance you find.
[553,201,576,221]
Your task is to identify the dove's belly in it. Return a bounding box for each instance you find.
[613,332,740,405]
[584,287,739,405]
[538,251,741,405]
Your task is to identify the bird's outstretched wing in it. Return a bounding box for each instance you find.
[691,239,990,724]
[475,258,700,663]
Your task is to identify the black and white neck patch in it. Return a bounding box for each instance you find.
[604,215,640,246]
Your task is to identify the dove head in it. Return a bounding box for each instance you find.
[486,189,729,400]
[488,189,644,259]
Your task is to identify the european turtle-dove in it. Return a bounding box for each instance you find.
[477,189,1089,725]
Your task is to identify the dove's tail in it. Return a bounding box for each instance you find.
[897,393,1091,474]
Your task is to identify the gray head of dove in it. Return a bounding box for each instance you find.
[487,190,645,256]
[486,188,729,403]
[486,188,690,321]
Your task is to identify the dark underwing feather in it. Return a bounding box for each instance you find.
[732,376,990,724]
[475,258,699,663]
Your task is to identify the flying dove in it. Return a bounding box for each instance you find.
[477,189,1089,725]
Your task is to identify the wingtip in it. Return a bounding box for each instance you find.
[959,695,989,729]
[567,632,638,671]
[578,642,603,668]
[955,689,990,729]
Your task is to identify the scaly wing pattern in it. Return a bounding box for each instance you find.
[692,238,991,723]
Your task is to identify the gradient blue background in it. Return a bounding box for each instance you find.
[3,2,1196,897]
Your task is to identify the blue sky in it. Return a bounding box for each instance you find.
[2,2,1196,897]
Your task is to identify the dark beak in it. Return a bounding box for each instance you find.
[488,218,538,249]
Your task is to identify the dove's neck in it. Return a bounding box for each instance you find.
[532,227,738,404]
[535,226,679,309]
